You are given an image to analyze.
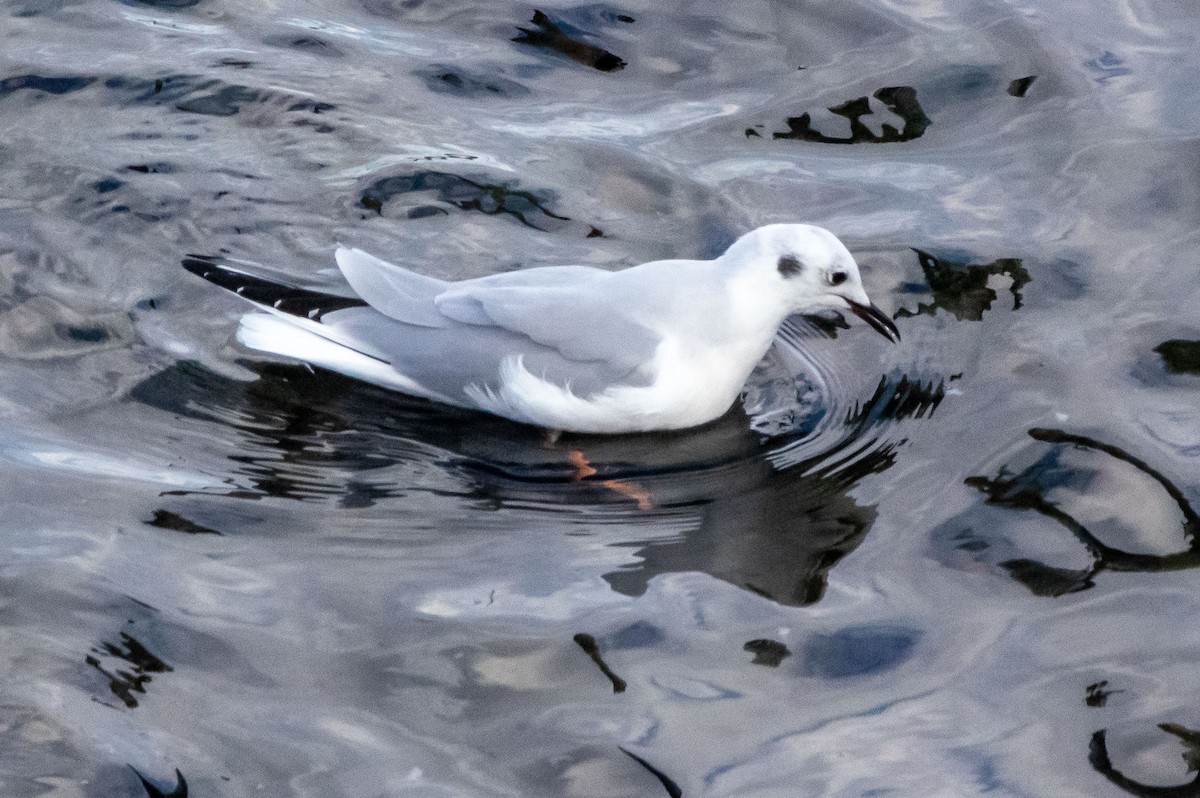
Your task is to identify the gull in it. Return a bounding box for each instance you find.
[182,224,898,434]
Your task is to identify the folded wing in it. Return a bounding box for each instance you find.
[337,247,661,377]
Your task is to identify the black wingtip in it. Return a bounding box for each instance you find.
[180,257,215,279]
[180,255,369,320]
[180,257,257,291]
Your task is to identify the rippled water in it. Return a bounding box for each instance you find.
[2,0,1200,796]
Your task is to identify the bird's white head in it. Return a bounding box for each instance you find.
[719,223,899,341]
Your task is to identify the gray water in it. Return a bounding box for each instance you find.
[2,0,1200,796]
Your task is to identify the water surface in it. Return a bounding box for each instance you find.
[1,0,1199,796]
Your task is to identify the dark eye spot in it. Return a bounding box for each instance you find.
[830,270,848,286]
[777,255,803,276]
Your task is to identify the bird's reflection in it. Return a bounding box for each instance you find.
[131,360,942,607]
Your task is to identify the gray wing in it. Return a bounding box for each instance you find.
[334,247,662,379]
[323,248,664,400]
[335,247,449,327]
[434,278,661,372]
[321,305,655,401]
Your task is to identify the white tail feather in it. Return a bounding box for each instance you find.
[235,314,458,405]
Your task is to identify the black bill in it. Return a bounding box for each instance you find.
[847,300,901,343]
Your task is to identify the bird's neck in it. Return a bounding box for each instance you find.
[724,268,794,344]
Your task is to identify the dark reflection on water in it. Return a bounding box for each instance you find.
[1087,680,1120,708]
[772,86,932,145]
[1008,76,1037,97]
[1156,340,1200,375]
[86,631,174,710]
[599,413,899,606]
[144,509,220,535]
[261,34,344,58]
[1090,728,1200,798]
[359,170,576,231]
[131,767,188,798]
[130,359,941,609]
[513,10,628,73]
[617,747,682,798]
[896,250,1031,321]
[955,428,1200,596]
[603,453,882,605]
[572,632,627,693]
[417,65,531,99]
[743,638,790,667]
[0,74,95,98]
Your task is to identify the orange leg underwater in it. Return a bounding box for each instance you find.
[567,448,653,510]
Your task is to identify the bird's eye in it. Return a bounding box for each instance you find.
[777,255,803,277]
[829,270,848,286]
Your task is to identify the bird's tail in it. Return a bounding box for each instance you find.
[181,255,368,321]
[181,254,459,404]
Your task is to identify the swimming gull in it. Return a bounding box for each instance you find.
[182,224,899,434]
